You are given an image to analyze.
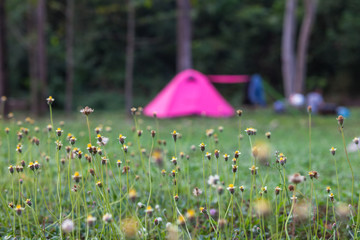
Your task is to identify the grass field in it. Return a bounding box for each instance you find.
[1,105,360,239]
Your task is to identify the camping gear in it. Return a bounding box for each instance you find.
[143,69,236,118]
[248,74,266,106]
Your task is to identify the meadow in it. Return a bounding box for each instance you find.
[1,99,360,239]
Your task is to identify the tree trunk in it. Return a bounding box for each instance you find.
[65,0,74,115]
[281,0,297,98]
[28,2,39,116]
[176,0,192,72]
[36,0,47,113]
[0,0,9,115]
[294,0,317,94]
[125,0,135,113]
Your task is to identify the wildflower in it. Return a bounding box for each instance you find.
[326,186,331,193]
[329,193,335,202]
[16,144,22,153]
[227,184,235,194]
[275,186,281,195]
[186,209,195,220]
[261,186,268,194]
[200,207,206,214]
[161,169,166,176]
[249,165,258,175]
[72,172,82,183]
[308,171,319,180]
[336,115,344,127]
[145,206,153,215]
[236,109,243,117]
[254,199,271,216]
[77,150,83,159]
[103,213,112,223]
[217,186,224,195]
[290,195,297,202]
[289,173,306,184]
[207,175,220,186]
[353,137,359,145]
[96,181,102,188]
[8,202,14,208]
[278,156,286,165]
[232,158,237,164]
[330,147,336,156]
[223,153,229,161]
[19,179,23,184]
[87,215,96,226]
[307,105,312,113]
[122,166,130,174]
[34,126,39,133]
[265,132,271,139]
[239,185,245,192]
[206,129,214,137]
[288,185,295,192]
[218,126,224,132]
[117,160,122,168]
[138,130,143,137]
[151,130,156,138]
[218,219,227,229]
[17,132,23,141]
[28,162,35,171]
[34,161,40,170]
[5,127,10,134]
[47,124,52,132]
[193,187,202,197]
[213,149,220,159]
[101,156,108,165]
[245,128,257,136]
[46,96,55,105]
[234,150,240,159]
[55,128,63,137]
[174,194,179,201]
[15,205,24,215]
[177,215,186,225]
[26,199,32,207]
[170,170,176,177]
[15,165,22,173]
[130,107,137,115]
[199,143,206,152]
[8,165,14,174]
[205,152,211,160]
[172,130,178,142]
[129,188,137,201]
[55,140,63,150]
[80,106,94,116]
[232,165,238,173]
[171,157,177,165]
[154,217,162,226]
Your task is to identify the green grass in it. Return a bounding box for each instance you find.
[0,107,360,239]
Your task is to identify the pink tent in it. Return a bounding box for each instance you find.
[144,69,235,118]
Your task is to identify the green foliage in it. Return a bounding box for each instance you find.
[4,0,360,109]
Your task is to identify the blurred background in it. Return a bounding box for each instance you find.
[0,0,360,116]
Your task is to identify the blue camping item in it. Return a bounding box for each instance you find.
[248,74,266,106]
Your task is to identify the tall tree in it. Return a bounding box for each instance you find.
[176,0,192,72]
[125,0,135,112]
[28,1,39,116]
[294,0,317,93]
[65,0,74,114]
[36,0,47,113]
[281,0,297,98]
[0,0,9,115]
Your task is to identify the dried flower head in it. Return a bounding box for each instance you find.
[265,132,271,139]
[289,173,305,184]
[80,106,94,116]
[308,170,319,180]
[245,128,257,136]
[236,109,243,117]
[336,115,344,127]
